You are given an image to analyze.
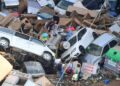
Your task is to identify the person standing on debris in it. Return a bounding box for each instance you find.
[53,12,60,24]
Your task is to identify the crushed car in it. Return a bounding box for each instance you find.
[0,27,55,67]
[84,33,119,71]
[61,27,98,62]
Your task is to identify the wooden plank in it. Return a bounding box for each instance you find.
[0,14,14,27]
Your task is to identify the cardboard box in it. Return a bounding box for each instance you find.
[21,18,32,30]
[67,6,98,18]
[0,14,5,21]
[59,18,72,26]
[20,14,37,19]
[35,76,54,86]
[8,18,21,31]
[0,55,13,81]
[38,7,55,15]
[0,14,14,27]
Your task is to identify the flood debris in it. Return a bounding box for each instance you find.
[0,0,120,86]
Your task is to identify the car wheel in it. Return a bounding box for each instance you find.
[79,46,85,55]
[0,38,9,49]
[41,52,54,74]
[43,52,52,61]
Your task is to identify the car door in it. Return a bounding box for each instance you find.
[12,32,29,51]
[109,40,117,48]
[29,38,45,56]
[67,36,77,56]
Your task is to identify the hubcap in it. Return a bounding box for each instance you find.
[43,53,51,61]
[0,40,8,47]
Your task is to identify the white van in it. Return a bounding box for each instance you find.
[54,0,79,15]
[61,27,98,62]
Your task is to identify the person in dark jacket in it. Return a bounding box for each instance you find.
[53,12,60,24]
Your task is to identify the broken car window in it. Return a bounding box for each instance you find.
[68,36,77,47]
[15,32,30,40]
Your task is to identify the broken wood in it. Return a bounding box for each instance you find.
[83,20,97,29]
[0,14,14,27]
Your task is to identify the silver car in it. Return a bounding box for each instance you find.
[85,33,119,68]
[0,27,55,65]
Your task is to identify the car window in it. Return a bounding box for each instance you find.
[109,40,117,48]
[102,44,109,55]
[57,0,73,10]
[15,32,30,40]
[31,38,45,46]
[87,43,102,56]
[92,32,98,39]
[69,36,77,47]
[37,13,53,20]
[78,28,86,40]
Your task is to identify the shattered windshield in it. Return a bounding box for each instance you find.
[57,0,73,10]
[87,44,102,56]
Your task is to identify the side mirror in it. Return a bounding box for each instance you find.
[62,41,70,49]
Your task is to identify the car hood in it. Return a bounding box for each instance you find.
[85,54,101,65]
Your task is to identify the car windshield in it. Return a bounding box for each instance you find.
[87,43,102,56]
[31,38,45,46]
[57,0,73,10]
[37,12,53,20]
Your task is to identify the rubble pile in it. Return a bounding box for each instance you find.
[0,0,120,86]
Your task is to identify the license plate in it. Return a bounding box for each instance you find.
[108,60,116,67]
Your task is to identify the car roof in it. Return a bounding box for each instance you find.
[68,27,93,40]
[93,33,116,47]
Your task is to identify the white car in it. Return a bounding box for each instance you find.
[0,27,55,64]
[61,27,98,62]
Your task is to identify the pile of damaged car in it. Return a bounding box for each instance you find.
[0,0,120,86]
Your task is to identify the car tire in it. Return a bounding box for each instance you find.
[0,38,9,49]
[42,52,53,62]
[37,52,54,74]
[79,46,85,55]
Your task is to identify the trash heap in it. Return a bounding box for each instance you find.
[0,0,120,86]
